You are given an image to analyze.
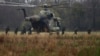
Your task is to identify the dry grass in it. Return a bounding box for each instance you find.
[0,32,100,56]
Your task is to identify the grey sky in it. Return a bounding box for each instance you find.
[0,0,5,2]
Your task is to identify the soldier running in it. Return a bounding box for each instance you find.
[5,26,10,34]
[14,27,19,34]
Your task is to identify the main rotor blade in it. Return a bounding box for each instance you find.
[0,4,36,7]
[0,1,36,7]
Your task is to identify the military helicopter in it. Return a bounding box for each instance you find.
[0,2,67,32]
[18,4,62,32]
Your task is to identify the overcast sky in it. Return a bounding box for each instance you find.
[0,0,5,2]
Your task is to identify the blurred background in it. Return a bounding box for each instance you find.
[0,0,100,31]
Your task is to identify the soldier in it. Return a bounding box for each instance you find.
[74,28,78,35]
[62,27,66,35]
[87,28,91,34]
[5,26,10,34]
[14,27,18,34]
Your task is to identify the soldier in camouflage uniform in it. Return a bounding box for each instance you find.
[14,27,18,34]
[5,26,10,34]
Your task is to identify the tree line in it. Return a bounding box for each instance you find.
[52,0,100,31]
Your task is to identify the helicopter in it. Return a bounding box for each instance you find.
[0,2,67,32]
[18,4,62,32]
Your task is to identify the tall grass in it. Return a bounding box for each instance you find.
[0,32,100,56]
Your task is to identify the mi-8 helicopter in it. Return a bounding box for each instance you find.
[0,2,66,32]
[19,4,62,32]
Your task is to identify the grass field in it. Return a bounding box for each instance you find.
[0,31,100,56]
